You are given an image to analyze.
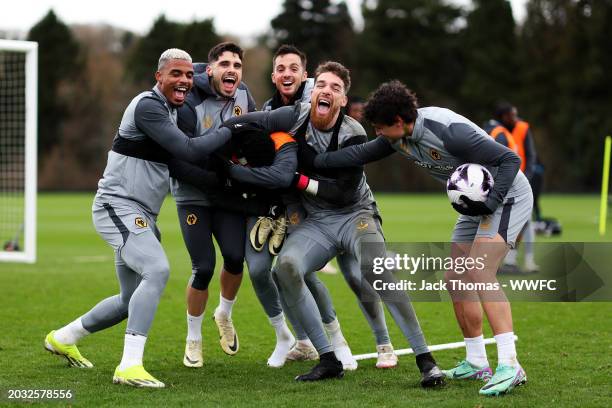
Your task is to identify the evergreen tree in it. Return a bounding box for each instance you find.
[270,0,356,73]
[26,10,81,155]
[355,0,463,107]
[459,0,518,122]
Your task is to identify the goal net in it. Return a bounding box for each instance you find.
[0,39,37,263]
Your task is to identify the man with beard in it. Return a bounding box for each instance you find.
[173,42,256,368]
[252,45,361,369]
[224,62,444,384]
[45,49,240,387]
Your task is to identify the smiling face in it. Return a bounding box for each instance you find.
[206,51,243,98]
[155,59,194,106]
[310,71,347,130]
[272,53,307,104]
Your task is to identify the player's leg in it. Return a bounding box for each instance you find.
[45,252,139,369]
[212,208,246,355]
[443,215,493,381]
[302,269,358,370]
[477,189,532,396]
[336,252,396,369]
[245,216,295,367]
[274,227,343,381]
[177,204,215,367]
[347,213,443,387]
[45,205,140,369]
[112,222,170,388]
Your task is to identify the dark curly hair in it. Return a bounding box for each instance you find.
[364,80,418,126]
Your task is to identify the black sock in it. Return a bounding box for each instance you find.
[416,352,436,373]
[319,351,339,364]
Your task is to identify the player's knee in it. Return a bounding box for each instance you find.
[144,258,170,288]
[275,255,303,289]
[191,267,214,290]
[248,260,270,284]
[223,259,244,275]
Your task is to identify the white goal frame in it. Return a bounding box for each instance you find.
[0,39,37,263]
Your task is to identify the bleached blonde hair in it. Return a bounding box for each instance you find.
[158,48,192,71]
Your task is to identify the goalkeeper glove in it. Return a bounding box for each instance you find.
[452,195,495,216]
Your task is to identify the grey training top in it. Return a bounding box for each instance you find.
[172,70,256,206]
[313,106,522,210]
[94,86,231,217]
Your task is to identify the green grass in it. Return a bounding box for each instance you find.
[0,193,611,407]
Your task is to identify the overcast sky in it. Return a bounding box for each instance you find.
[2,0,528,41]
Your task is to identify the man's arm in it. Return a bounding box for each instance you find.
[311,136,396,169]
[295,136,367,207]
[444,123,521,210]
[135,97,231,163]
[167,158,221,191]
[222,105,299,134]
[228,143,298,189]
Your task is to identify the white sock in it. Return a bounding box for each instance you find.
[504,249,518,265]
[186,311,204,341]
[54,318,90,345]
[215,294,236,318]
[269,313,294,342]
[267,313,295,368]
[465,335,489,367]
[324,318,346,346]
[118,333,147,370]
[495,332,518,367]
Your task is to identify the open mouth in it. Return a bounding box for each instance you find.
[316,99,331,116]
[222,76,237,92]
[173,86,188,102]
[281,80,294,91]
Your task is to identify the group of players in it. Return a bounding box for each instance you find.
[44,41,532,397]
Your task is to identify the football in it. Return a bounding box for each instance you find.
[446,163,494,205]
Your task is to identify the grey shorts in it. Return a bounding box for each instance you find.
[451,178,533,248]
[92,201,159,251]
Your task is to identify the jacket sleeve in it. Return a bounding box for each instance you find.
[313,136,396,169]
[228,143,298,189]
[135,97,231,163]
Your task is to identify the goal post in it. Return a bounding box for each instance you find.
[0,39,37,263]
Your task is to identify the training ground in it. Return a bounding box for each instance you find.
[0,193,610,407]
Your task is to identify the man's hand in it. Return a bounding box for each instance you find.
[223,121,265,136]
[452,195,495,216]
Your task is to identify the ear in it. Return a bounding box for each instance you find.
[270,71,275,83]
[154,71,162,84]
[301,71,308,82]
[205,64,213,76]
[340,94,348,108]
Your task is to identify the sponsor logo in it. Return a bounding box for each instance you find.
[186,214,198,225]
[135,217,147,228]
[430,148,442,160]
[233,106,242,116]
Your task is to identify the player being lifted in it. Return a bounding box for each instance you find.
[174,42,256,368]
[313,80,531,396]
[44,49,240,388]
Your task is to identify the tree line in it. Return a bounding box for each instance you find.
[5,0,610,192]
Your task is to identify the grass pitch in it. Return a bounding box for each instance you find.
[0,193,610,407]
